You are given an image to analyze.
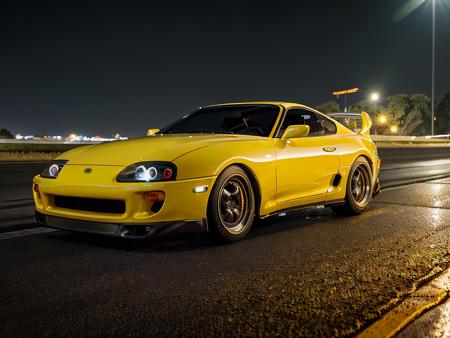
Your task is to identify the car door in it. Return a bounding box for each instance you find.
[274,108,340,209]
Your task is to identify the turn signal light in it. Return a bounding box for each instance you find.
[162,168,173,179]
[33,184,40,193]
[143,191,165,202]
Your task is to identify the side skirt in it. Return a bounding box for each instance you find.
[260,199,345,219]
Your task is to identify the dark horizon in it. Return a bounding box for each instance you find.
[2,0,450,137]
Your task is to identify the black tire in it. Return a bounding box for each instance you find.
[332,157,373,215]
[208,166,255,243]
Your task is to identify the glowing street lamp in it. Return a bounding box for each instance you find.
[370,92,381,135]
[370,92,380,102]
[370,92,380,117]
[374,114,387,135]
[390,125,398,134]
[378,115,387,125]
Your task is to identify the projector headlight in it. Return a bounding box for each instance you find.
[40,160,68,179]
[117,162,177,182]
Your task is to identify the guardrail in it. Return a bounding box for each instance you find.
[1,135,450,152]
[372,135,450,144]
[0,139,98,145]
[0,139,103,152]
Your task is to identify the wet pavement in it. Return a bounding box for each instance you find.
[1,179,450,336]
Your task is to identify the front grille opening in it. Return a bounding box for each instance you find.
[53,196,126,214]
[151,201,164,213]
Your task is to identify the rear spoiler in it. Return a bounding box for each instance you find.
[326,112,372,136]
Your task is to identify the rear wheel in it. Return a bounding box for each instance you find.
[208,166,255,243]
[332,157,373,215]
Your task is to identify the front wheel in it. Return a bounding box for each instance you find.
[208,166,255,243]
[332,157,373,215]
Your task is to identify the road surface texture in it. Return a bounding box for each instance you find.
[1,147,450,336]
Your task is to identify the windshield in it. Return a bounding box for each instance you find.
[159,104,280,137]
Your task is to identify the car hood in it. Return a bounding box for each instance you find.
[61,134,262,166]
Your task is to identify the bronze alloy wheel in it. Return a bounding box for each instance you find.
[218,174,251,235]
[331,156,373,215]
[350,163,372,208]
[208,166,255,242]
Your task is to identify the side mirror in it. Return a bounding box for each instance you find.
[281,125,310,141]
[147,128,160,136]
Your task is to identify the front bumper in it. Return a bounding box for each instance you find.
[35,211,207,238]
[33,165,216,237]
[33,169,214,220]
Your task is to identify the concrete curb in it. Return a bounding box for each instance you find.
[358,268,450,338]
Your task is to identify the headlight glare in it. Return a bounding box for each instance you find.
[41,160,68,179]
[117,162,176,182]
[135,165,158,181]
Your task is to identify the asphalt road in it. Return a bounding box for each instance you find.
[378,147,450,187]
[1,147,450,337]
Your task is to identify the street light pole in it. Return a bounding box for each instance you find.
[370,92,380,135]
[398,0,438,134]
[431,0,436,135]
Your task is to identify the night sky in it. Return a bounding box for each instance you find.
[2,0,450,137]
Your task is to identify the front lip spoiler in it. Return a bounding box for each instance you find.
[35,211,208,239]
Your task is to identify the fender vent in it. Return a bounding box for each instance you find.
[332,174,342,187]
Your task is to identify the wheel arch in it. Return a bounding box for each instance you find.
[233,163,262,218]
[210,162,263,218]
[353,152,378,186]
[359,154,373,168]
[347,149,376,176]
[337,151,375,198]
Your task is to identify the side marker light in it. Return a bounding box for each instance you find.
[193,185,208,193]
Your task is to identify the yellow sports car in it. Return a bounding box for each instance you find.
[33,102,380,242]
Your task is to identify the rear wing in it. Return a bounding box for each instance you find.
[327,112,372,136]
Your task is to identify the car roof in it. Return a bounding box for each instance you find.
[327,112,361,116]
[206,101,313,110]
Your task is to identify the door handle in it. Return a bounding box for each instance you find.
[323,146,336,152]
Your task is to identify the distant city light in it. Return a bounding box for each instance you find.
[12,133,128,143]
[390,125,398,133]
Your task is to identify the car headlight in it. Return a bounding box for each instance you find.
[40,160,68,179]
[116,162,177,182]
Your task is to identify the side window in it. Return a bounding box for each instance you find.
[316,114,337,135]
[278,109,336,137]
